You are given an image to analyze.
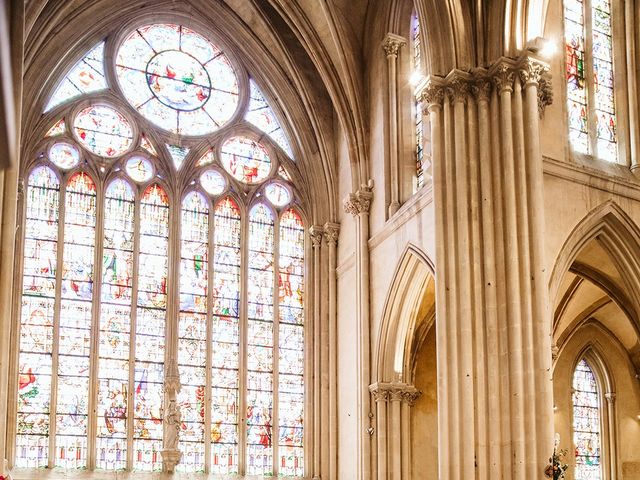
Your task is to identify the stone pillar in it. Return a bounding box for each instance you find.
[605,392,618,479]
[161,359,182,473]
[417,55,554,480]
[323,222,340,480]
[382,34,406,217]
[369,382,421,480]
[344,182,373,480]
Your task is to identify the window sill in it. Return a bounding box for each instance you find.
[10,469,309,480]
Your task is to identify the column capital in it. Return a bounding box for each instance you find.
[343,182,373,217]
[605,392,616,404]
[369,382,422,405]
[471,77,493,103]
[382,33,406,58]
[489,58,517,94]
[323,222,340,246]
[444,70,473,104]
[309,225,324,248]
[417,78,446,109]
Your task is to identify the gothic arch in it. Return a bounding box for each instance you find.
[374,243,435,384]
[549,201,640,315]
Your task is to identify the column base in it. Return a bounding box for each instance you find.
[161,449,182,473]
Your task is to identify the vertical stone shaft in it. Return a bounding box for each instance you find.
[382,34,406,217]
[344,185,373,480]
[310,226,323,478]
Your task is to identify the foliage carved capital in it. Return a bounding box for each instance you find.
[323,222,340,246]
[309,226,324,248]
[382,33,407,58]
[343,183,373,217]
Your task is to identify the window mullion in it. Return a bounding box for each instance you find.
[272,214,281,477]
[48,177,67,468]
[585,0,598,155]
[204,204,214,473]
[87,182,106,470]
[127,192,142,470]
[239,208,249,476]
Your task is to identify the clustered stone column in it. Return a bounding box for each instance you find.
[382,34,407,217]
[344,182,374,480]
[369,382,421,480]
[417,54,554,479]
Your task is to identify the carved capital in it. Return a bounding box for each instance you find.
[323,222,340,246]
[401,389,422,406]
[382,33,406,58]
[471,78,493,102]
[518,57,548,86]
[309,226,324,248]
[605,392,616,404]
[369,382,421,405]
[490,60,516,93]
[445,72,472,104]
[343,183,373,217]
[538,75,554,116]
[418,79,446,108]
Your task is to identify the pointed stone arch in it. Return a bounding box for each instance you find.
[374,243,435,385]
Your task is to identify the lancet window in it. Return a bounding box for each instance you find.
[564,0,618,161]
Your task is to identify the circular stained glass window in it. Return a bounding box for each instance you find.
[200,169,226,195]
[74,105,133,157]
[220,136,271,184]
[49,142,80,169]
[125,156,154,183]
[265,182,291,207]
[116,24,239,135]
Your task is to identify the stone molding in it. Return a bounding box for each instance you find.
[309,225,324,248]
[381,33,406,58]
[163,358,181,393]
[368,382,422,406]
[343,183,374,216]
[415,54,553,115]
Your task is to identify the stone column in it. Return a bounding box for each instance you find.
[344,182,373,480]
[323,222,340,480]
[368,382,421,480]
[605,392,618,479]
[382,34,406,217]
[161,359,182,473]
[309,225,324,480]
[416,54,554,480]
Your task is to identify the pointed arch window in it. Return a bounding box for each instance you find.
[411,11,426,189]
[14,21,306,478]
[572,358,603,479]
[564,0,618,162]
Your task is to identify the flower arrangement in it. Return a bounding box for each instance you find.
[545,448,570,480]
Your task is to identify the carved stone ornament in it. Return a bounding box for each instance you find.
[445,71,472,104]
[164,358,181,393]
[418,82,445,108]
[382,33,406,58]
[369,382,422,405]
[343,182,373,216]
[490,59,516,94]
[161,398,182,473]
[323,222,340,246]
[471,78,492,103]
[309,225,324,248]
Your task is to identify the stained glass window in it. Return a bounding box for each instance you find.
[133,184,169,472]
[572,359,603,480]
[74,106,133,157]
[97,178,135,471]
[564,0,618,161]
[18,20,307,478]
[277,209,304,476]
[246,80,294,159]
[116,24,239,135]
[247,204,275,476]
[45,43,107,113]
[412,12,428,189]
[221,136,271,184]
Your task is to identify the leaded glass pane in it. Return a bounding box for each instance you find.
[573,359,602,480]
[133,184,169,472]
[55,172,97,469]
[16,166,60,468]
[278,209,304,476]
[246,204,274,476]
